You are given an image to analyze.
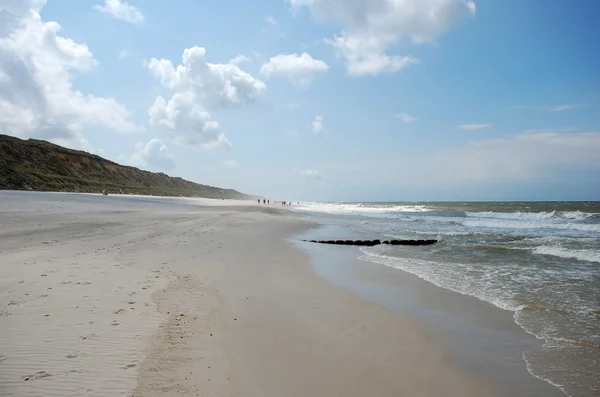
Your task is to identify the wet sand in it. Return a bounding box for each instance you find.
[2,191,513,396]
[293,224,566,397]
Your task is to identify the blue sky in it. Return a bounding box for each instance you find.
[1,0,599,201]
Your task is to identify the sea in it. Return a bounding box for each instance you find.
[292,201,599,397]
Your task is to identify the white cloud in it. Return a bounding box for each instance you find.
[524,127,576,134]
[394,112,416,123]
[327,35,419,76]
[513,104,587,112]
[548,104,585,112]
[431,132,600,182]
[147,46,266,149]
[289,0,475,76]
[229,54,251,64]
[312,115,326,134]
[260,53,329,85]
[285,101,301,109]
[265,16,277,25]
[130,138,175,170]
[457,123,491,131]
[118,48,135,59]
[94,0,144,25]
[223,160,238,168]
[334,132,600,192]
[294,168,322,180]
[0,0,139,150]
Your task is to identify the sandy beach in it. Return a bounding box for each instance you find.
[1,191,505,397]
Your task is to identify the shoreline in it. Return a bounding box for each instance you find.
[0,191,563,396]
[292,223,566,397]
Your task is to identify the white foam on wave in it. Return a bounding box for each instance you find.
[358,249,520,312]
[463,218,600,233]
[466,210,597,221]
[532,246,600,263]
[519,235,597,244]
[294,202,433,215]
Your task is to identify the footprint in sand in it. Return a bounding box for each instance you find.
[65,353,78,359]
[122,364,136,369]
[114,309,125,314]
[111,320,120,326]
[22,371,52,381]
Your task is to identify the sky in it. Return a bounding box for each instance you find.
[1,0,599,202]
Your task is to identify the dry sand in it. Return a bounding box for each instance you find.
[1,192,500,397]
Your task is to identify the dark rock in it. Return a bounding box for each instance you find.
[389,239,437,246]
[304,239,438,247]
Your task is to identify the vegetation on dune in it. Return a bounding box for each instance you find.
[0,134,256,199]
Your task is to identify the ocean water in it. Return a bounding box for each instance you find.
[292,202,599,397]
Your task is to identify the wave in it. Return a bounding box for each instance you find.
[518,300,600,319]
[294,202,433,215]
[358,249,520,312]
[518,235,598,244]
[466,210,598,221]
[462,218,600,233]
[531,246,600,263]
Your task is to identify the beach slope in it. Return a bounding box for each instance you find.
[0,192,498,397]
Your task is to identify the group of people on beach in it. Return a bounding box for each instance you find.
[257,199,295,207]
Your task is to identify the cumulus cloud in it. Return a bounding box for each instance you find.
[327,35,419,75]
[0,0,138,150]
[223,160,238,168]
[394,112,416,123]
[130,138,175,170]
[265,16,277,25]
[458,123,490,131]
[294,168,322,180]
[260,53,329,85]
[147,46,266,149]
[94,0,144,25]
[312,115,326,134]
[289,0,475,76]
